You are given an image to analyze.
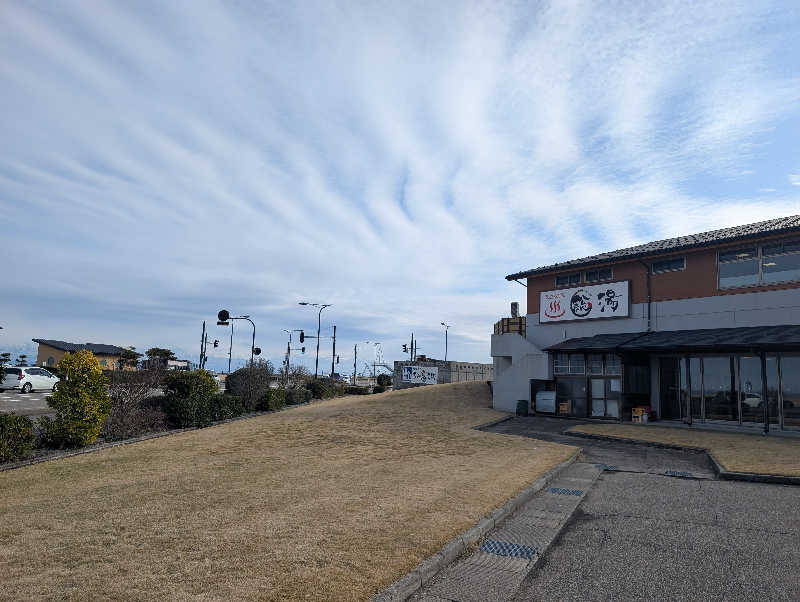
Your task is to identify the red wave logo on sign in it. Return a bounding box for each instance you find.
[543,298,566,318]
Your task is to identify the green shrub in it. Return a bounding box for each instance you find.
[304,378,339,400]
[226,360,274,410]
[286,388,312,405]
[211,393,245,421]
[40,350,111,448]
[376,373,392,387]
[344,386,370,395]
[0,414,36,462]
[256,388,286,411]
[160,370,218,428]
[373,385,386,394]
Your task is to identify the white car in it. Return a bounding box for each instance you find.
[1,367,60,393]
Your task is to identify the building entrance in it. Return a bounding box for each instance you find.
[659,358,682,421]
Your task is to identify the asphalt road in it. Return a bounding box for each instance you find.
[0,389,52,416]
[486,417,800,601]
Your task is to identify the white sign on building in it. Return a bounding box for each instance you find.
[539,280,630,323]
[402,365,438,385]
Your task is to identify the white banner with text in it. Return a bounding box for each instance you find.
[539,280,630,323]
[401,365,438,384]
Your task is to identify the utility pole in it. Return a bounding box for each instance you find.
[411,333,414,362]
[330,325,337,378]
[353,344,357,385]
[200,321,206,368]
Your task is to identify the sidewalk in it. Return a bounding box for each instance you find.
[411,462,602,602]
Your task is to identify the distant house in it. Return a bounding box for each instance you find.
[32,339,140,370]
[139,357,193,371]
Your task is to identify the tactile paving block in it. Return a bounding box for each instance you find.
[547,487,584,496]
[480,539,537,560]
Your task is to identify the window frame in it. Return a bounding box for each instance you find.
[717,240,800,290]
[651,256,686,274]
[554,272,581,288]
[584,267,613,283]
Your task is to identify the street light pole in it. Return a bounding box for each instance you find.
[298,302,331,379]
[331,325,337,378]
[228,321,234,374]
[441,322,451,361]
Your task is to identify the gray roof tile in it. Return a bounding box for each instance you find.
[32,339,140,356]
[507,214,800,280]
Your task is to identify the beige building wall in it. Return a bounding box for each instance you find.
[35,344,125,370]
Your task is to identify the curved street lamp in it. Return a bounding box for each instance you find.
[218,309,259,365]
[298,302,331,379]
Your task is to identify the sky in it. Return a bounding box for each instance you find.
[1,1,800,374]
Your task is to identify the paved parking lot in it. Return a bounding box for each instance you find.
[0,389,53,417]
[513,472,800,601]
[483,417,800,601]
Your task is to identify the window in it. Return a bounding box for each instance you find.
[585,268,612,283]
[47,356,55,366]
[762,239,800,284]
[604,354,621,375]
[553,353,585,375]
[553,353,570,375]
[651,257,685,273]
[719,247,759,288]
[718,240,800,288]
[588,354,604,375]
[100,359,107,367]
[555,273,581,287]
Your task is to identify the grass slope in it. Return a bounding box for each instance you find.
[1,382,574,601]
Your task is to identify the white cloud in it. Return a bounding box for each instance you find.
[790,174,800,186]
[1,1,800,369]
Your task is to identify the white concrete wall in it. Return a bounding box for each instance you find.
[490,333,548,412]
[492,287,800,413]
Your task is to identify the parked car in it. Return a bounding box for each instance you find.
[1,367,60,393]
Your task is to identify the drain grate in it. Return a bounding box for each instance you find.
[547,487,584,496]
[595,464,618,471]
[664,470,693,478]
[480,539,537,559]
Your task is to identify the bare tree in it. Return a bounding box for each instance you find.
[103,369,166,440]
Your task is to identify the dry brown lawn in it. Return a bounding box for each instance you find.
[568,423,800,476]
[0,382,574,601]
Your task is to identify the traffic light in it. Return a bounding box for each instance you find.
[301,347,306,354]
[402,344,408,353]
[217,309,230,322]
[299,331,305,343]
[213,340,219,348]
[253,347,261,356]
[336,355,340,364]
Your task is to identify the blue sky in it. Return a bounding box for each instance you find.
[1,1,799,373]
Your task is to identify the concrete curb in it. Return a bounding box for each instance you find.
[566,430,800,487]
[371,448,582,602]
[0,397,329,473]
[472,414,514,431]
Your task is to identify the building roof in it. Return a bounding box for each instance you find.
[506,214,800,280]
[32,339,140,356]
[546,325,800,354]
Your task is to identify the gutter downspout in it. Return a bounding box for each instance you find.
[638,260,652,332]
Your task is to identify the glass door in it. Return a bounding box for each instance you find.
[780,356,800,429]
[659,358,681,420]
[703,356,736,422]
[738,356,763,425]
